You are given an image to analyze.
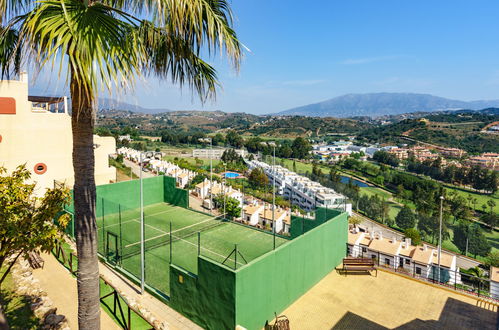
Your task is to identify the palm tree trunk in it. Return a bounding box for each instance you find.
[70,75,101,330]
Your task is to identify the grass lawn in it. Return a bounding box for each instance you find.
[0,267,40,329]
[444,187,499,214]
[162,155,222,169]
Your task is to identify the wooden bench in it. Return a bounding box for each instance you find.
[28,251,45,269]
[342,257,377,276]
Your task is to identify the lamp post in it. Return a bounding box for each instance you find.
[438,195,444,283]
[223,162,227,218]
[199,138,213,214]
[262,141,277,249]
[139,152,146,294]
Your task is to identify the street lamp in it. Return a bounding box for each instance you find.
[138,151,147,294]
[199,137,213,214]
[261,141,277,249]
[223,162,227,218]
[437,195,444,283]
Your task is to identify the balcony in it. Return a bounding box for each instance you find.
[29,95,68,114]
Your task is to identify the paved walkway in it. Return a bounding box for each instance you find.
[275,269,497,329]
[124,159,155,179]
[32,253,119,330]
[98,263,202,330]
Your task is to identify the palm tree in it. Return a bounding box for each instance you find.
[487,199,496,214]
[1,1,241,329]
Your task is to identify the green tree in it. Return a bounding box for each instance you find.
[486,250,499,267]
[226,130,244,148]
[279,144,293,158]
[248,168,269,188]
[404,228,422,246]
[213,133,225,146]
[453,222,490,257]
[291,137,311,159]
[0,166,70,287]
[480,213,498,229]
[224,197,242,219]
[329,167,341,183]
[487,199,496,214]
[0,1,242,327]
[395,206,417,230]
[348,215,362,227]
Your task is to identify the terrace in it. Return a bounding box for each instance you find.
[276,269,497,329]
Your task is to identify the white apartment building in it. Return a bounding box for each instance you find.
[247,160,352,215]
[241,203,290,234]
[347,229,460,285]
[193,179,243,207]
[118,147,196,188]
[0,73,116,196]
[192,148,247,159]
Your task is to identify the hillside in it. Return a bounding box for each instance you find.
[242,116,372,137]
[357,111,499,153]
[96,110,263,134]
[275,93,499,118]
[98,97,171,114]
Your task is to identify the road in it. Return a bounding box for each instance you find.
[353,211,481,270]
[124,159,155,179]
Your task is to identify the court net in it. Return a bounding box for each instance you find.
[120,217,225,259]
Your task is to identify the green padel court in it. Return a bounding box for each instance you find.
[62,175,349,329]
[96,202,287,295]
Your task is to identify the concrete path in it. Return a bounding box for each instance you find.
[124,159,155,179]
[32,253,119,330]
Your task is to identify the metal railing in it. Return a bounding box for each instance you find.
[347,243,499,303]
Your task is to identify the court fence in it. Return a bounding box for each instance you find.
[59,176,350,329]
[347,244,499,303]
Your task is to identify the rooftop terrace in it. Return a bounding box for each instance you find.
[276,269,497,329]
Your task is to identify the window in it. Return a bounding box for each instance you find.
[416,267,422,275]
[33,163,47,175]
[371,254,376,259]
[405,259,410,265]
[385,258,390,266]
[362,247,367,253]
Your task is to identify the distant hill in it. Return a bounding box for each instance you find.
[273,93,499,118]
[98,97,171,114]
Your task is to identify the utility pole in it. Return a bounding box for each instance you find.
[139,152,145,294]
[438,195,444,283]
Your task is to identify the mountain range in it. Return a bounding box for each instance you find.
[273,93,499,118]
[98,97,171,114]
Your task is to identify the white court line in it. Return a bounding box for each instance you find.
[123,218,245,266]
[101,207,179,229]
[124,217,219,249]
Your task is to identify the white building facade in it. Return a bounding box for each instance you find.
[0,73,116,196]
[247,160,352,215]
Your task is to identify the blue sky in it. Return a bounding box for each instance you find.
[32,0,499,114]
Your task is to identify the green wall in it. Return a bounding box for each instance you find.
[169,210,347,330]
[170,258,236,330]
[235,211,348,330]
[95,176,165,217]
[65,175,188,218]
[163,176,189,208]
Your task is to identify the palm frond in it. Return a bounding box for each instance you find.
[139,20,218,101]
[20,0,143,108]
[0,25,21,78]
